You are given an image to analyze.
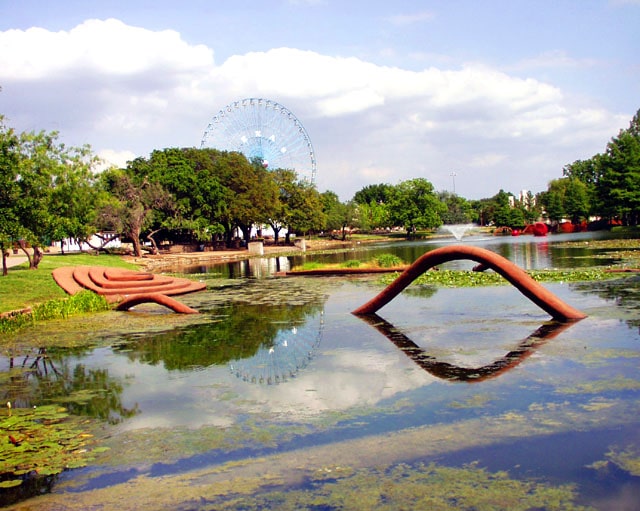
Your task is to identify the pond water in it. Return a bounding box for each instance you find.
[185,230,625,278]
[1,233,640,510]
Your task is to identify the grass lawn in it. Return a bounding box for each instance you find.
[0,254,139,313]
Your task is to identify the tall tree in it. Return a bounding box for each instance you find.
[438,191,473,225]
[321,191,356,241]
[0,116,21,275]
[386,178,445,235]
[4,128,100,269]
[97,168,173,257]
[597,111,640,225]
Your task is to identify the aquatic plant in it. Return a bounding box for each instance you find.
[0,403,107,489]
[210,462,590,510]
[378,267,621,288]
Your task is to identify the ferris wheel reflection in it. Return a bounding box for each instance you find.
[229,311,324,385]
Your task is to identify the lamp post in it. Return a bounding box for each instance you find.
[450,172,457,194]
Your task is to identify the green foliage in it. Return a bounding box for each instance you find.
[438,190,473,224]
[0,404,107,488]
[563,109,640,225]
[1,292,110,334]
[375,253,404,268]
[298,261,323,271]
[0,124,102,271]
[386,178,446,233]
[353,183,392,205]
[97,168,174,257]
[540,177,590,224]
[32,292,110,320]
[341,259,362,268]
[321,191,356,239]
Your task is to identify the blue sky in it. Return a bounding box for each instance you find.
[1,0,638,200]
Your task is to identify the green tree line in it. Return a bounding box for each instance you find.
[2,108,638,275]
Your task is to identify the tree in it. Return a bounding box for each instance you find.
[0,116,21,275]
[0,125,100,270]
[561,109,640,225]
[564,178,590,224]
[285,181,325,241]
[321,191,356,241]
[267,169,300,244]
[489,190,512,227]
[386,178,445,235]
[97,168,173,257]
[353,183,392,205]
[127,148,226,245]
[438,191,473,225]
[597,111,640,225]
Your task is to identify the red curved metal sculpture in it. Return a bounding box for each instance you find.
[115,293,199,314]
[52,266,205,313]
[352,245,587,323]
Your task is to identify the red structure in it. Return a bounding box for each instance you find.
[352,245,587,323]
[52,266,204,313]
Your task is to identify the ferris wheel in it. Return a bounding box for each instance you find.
[200,98,317,184]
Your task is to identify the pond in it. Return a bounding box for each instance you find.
[184,230,627,278]
[1,233,640,510]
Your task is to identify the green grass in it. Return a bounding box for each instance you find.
[0,253,139,314]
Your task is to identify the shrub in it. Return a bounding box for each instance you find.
[375,253,404,268]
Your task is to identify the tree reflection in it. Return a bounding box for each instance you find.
[1,348,138,424]
[113,301,325,371]
[357,315,576,382]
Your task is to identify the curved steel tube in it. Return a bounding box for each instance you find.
[352,245,587,322]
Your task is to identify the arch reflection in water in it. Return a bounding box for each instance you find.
[229,311,324,385]
[357,314,576,382]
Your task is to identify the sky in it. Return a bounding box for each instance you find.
[0,0,638,201]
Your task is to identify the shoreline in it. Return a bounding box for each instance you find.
[124,237,396,271]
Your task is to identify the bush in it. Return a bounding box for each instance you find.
[375,253,404,268]
[341,259,362,268]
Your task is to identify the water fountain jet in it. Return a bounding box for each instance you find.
[441,223,475,241]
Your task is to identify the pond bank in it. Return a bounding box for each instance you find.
[127,237,398,271]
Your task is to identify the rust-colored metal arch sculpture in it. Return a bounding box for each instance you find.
[115,293,199,314]
[352,245,587,322]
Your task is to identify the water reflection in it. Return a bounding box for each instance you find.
[1,348,138,424]
[357,315,576,382]
[182,231,620,278]
[229,311,324,384]
[112,302,324,372]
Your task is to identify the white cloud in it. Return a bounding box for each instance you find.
[0,19,629,200]
[0,18,213,80]
[96,148,137,171]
